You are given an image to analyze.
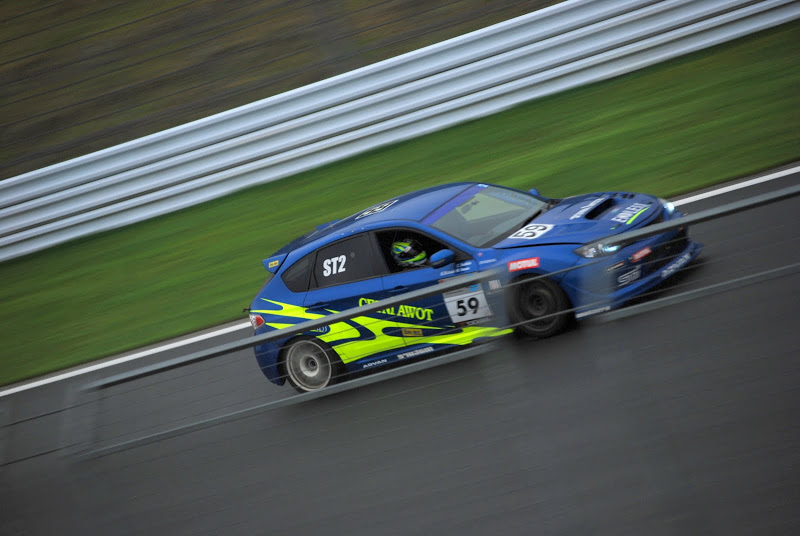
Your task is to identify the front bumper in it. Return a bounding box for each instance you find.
[564,227,702,318]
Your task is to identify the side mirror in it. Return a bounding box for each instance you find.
[528,187,541,197]
[429,249,455,268]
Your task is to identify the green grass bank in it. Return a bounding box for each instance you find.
[1,21,798,385]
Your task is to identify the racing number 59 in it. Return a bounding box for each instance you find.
[443,286,491,323]
[455,296,480,317]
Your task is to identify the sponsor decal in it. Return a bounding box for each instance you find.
[401,328,423,337]
[606,260,626,272]
[507,223,554,240]
[456,317,490,327]
[570,197,606,220]
[575,306,611,319]
[631,246,652,262]
[616,266,641,285]
[488,279,502,291]
[362,358,388,369]
[611,203,650,224]
[508,257,540,272]
[660,251,692,279]
[478,258,498,264]
[309,325,330,334]
[358,297,434,321]
[398,346,435,360]
[355,199,398,220]
[439,260,474,276]
[268,260,279,268]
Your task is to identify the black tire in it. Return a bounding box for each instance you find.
[510,276,571,339]
[282,336,343,393]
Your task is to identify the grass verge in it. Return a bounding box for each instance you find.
[0,21,798,386]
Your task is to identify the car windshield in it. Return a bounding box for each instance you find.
[430,185,549,247]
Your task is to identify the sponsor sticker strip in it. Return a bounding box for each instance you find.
[398,346,435,360]
[439,260,474,277]
[631,246,651,262]
[611,203,650,224]
[359,297,435,321]
[575,306,611,319]
[508,257,540,272]
[660,252,693,279]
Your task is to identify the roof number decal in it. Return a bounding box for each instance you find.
[355,199,398,220]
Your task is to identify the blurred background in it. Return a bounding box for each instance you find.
[0,0,560,180]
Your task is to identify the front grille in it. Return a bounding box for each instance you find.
[642,228,688,275]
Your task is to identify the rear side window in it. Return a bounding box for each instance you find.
[281,253,314,293]
[312,235,379,288]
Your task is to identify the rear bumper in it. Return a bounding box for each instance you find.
[254,339,285,386]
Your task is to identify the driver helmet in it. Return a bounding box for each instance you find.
[391,239,427,267]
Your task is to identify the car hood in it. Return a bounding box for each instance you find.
[492,192,663,249]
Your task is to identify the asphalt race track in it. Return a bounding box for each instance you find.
[1,169,798,535]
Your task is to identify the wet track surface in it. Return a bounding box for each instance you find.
[1,171,798,535]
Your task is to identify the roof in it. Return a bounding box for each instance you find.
[273,182,474,255]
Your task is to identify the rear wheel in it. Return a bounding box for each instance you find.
[511,276,570,338]
[283,337,342,393]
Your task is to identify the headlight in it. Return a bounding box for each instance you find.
[659,198,675,214]
[574,242,622,258]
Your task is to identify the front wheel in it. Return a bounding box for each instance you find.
[283,337,342,393]
[510,276,571,339]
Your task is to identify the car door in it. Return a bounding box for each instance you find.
[301,233,403,366]
[374,228,497,352]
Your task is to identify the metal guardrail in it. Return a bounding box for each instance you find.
[0,0,797,262]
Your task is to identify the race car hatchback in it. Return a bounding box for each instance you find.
[248,182,701,391]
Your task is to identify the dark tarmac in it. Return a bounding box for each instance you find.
[1,172,798,535]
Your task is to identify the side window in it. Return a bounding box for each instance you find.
[375,229,447,274]
[312,235,380,288]
[281,253,314,293]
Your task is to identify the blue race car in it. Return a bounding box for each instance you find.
[248,182,701,391]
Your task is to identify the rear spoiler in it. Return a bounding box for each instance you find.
[262,253,288,273]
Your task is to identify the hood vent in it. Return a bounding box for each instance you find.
[583,198,615,220]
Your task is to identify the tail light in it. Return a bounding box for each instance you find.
[249,314,265,330]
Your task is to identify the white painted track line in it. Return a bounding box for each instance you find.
[1,163,798,398]
[0,323,249,398]
[673,166,800,206]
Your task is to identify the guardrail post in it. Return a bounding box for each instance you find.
[59,386,101,458]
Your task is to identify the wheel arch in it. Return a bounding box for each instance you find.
[278,334,345,389]
[507,271,575,310]
[506,271,574,338]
